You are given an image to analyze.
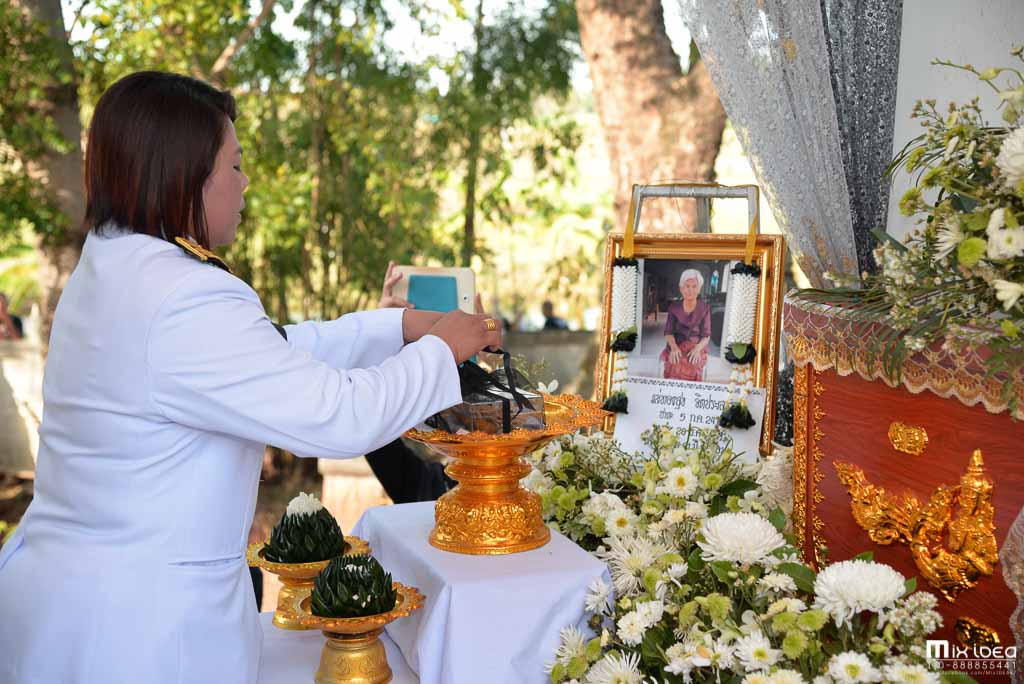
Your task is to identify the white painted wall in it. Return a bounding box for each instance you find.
[886,0,1024,240]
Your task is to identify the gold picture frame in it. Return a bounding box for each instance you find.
[596,232,786,455]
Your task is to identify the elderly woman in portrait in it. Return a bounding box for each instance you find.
[660,268,711,382]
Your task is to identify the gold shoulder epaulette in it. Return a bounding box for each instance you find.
[174,237,232,273]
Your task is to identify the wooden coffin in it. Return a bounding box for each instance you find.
[785,298,1024,657]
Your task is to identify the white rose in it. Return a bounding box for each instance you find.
[996,127,1024,190]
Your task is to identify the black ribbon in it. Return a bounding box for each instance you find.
[430,349,534,433]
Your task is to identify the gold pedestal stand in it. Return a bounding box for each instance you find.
[246,536,371,630]
[405,394,607,555]
[286,584,425,684]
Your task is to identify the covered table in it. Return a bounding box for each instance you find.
[257,611,417,683]
[352,501,610,684]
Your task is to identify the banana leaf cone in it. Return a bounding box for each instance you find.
[311,555,398,618]
[263,507,346,564]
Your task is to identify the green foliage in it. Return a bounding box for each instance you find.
[310,554,397,618]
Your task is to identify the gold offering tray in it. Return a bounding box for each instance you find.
[405,394,608,555]
[247,536,371,630]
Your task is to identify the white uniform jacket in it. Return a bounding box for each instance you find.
[0,229,461,683]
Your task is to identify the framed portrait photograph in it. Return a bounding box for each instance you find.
[596,232,786,456]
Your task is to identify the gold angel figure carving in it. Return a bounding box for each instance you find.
[835,449,998,602]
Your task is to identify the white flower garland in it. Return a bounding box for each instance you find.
[719,264,761,430]
[610,263,638,335]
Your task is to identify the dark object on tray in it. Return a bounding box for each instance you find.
[426,350,545,434]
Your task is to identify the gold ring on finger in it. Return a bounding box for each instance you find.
[484,318,497,331]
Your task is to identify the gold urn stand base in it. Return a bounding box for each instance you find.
[246,536,371,630]
[429,466,551,555]
[315,627,391,684]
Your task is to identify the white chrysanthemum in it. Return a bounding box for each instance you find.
[584,578,612,614]
[634,599,665,627]
[758,572,797,594]
[769,669,807,684]
[610,264,639,333]
[996,126,1024,189]
[553,625,588,666]
[827,652,882,683]
[584,651,642,684]
[812,560,905,628]
[933,216,965,260]
[993,279,1024,310]
[987,224,1024,263]
[658,466,698,498]
[604,508,638,537]
[521,469,554,496]
[734,631,781,672]
[726,271,759,345]
[882,663,940,684]
[664,640,712,676]
[598,534,670,596]
[616,610,645,646]
[286,491,324,517]
[741,674,771,684]
[583,492,628,520]
[698,513,786,565]
[813,677,834,684]
[766,597,807,616]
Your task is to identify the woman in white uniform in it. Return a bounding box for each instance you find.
[0,71,499,683]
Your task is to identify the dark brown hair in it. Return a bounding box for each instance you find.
[84,71,236,249]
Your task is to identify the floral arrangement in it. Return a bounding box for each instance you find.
[796,49,1024,404]
[524,427,953,684]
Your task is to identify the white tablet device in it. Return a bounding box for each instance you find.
[391,266,476,314]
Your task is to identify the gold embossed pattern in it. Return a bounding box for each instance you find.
[835,450,999,602]
[888,422,928,456]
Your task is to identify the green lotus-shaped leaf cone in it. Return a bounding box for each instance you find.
[263,506,346,564]
[310,554,397,618]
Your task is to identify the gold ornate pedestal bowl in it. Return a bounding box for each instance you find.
[405,394,608,555]
[246,536,371,630]
[286,583,425,684]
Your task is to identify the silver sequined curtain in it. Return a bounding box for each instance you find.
[679,0,861,287]
[820,0,904,275]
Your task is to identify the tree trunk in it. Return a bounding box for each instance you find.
[461,0,487,267]
[20,0,86,351]
[576,0,726,233]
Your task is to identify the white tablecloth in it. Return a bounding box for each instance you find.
[352,502,611,684]
[257,611,418,683]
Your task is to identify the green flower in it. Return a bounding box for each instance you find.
[703,473,724,490]
[567,656,587,679]
[585,637,603,662]
[772,611,798,633]
[677,600,700,630]
[957,237,987,266]
[698,593,731,624]
[899,187,922,215]
[796,609,829,631]
[549,661,566,682]
[782,630,808,658]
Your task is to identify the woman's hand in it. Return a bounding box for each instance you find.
[687,339,707,365]
[668,345,682,365]
[377,261,413,309]
[427,310,502,364]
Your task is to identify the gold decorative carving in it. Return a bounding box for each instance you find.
[406,394,608,554]
[955,616,1001,648]
[792,365,810,557]
[888,421,928,456]
[835,449,999,601]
